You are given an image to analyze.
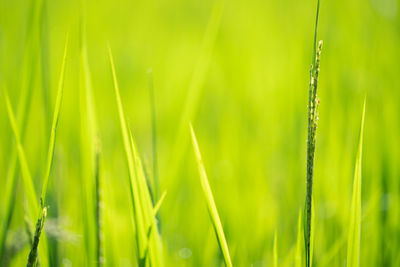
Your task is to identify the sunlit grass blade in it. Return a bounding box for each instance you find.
[79,13,102,265]
[109,45,162,267]
[273,231,278,267]
[153,191,167,217]
[0,86,34,261]
[346,99,366,267]
[40,34,68,204]
[295,210,303,267]
[3,88,39,219]
[143,190,167,265]
[26,34,68,267]
[108,45,146,258]
[147,69,160,202]
[128,127,163,267]
[27,207,47,267]
[94,145,103,267]
[39,0,52,130]
[190,124,232,267]
[167,1,224,185]
[3,88,50,266]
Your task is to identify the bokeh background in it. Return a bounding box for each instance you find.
[0,0,399,266]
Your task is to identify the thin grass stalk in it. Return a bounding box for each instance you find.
[0,0,39,258]
[108,46,154,266]
[346,100,366,267]
[128,128,163,267]
[167,1,224,185]
[147,69,160,202]
[305,1,322,265]
[40,34,68,204]
[95,147,104,267]
[27,34,67,267]
[273,232,278,267]
[79,11,102,265]
[190,124,232,267]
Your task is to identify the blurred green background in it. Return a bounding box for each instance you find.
[0,0,399,266]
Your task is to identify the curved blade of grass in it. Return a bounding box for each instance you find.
[190,124,232,267]
[40,34,68,204]
[346,99,366,267]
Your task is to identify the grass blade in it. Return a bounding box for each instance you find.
[273,231,278,267]
[167,1,224,185]
[40,34,68,204]
[147,69,159,202]
[153,191,167,217]
[108,46,162,266]
[295,211,303,267]
[27,207,47,267]
[346,99,366,267]
[79,13,103,265]
[3,88,39,218]
[108,45,146,258]
[190,124,232,267]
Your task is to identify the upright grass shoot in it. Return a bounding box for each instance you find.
[167,1,224,184]
[190,124,232,267]
[79,12,103,265]
[40,34,68,204]
[28,34,67,267]
[273,231,278,267]
[295,211,303,267]
[305,0,322,266]
[0,0,40,258]
[3,87,50,267]
[147,69,160,202]
[108,45,162,267]
[346,100,366,267]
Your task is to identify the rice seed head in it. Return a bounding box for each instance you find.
[26,207,47,267]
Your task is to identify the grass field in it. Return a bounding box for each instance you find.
[0,0,399,266]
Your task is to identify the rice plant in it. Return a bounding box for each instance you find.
[346,100,366,267]
[305,0,322,266]
[1,0,397,266]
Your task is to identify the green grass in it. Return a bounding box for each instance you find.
[109,45,162,267]
[0,0,398,266]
